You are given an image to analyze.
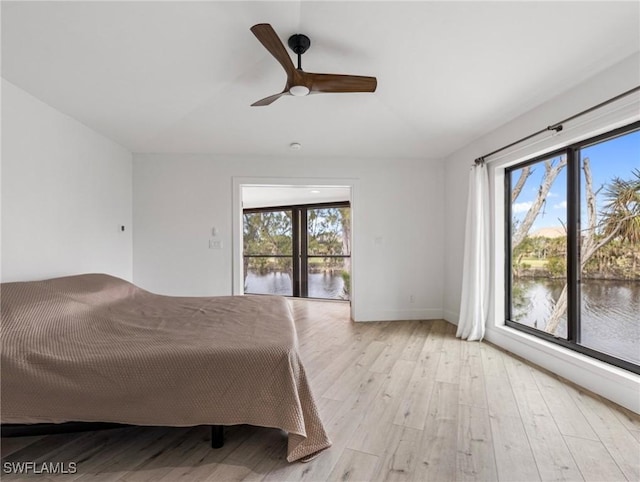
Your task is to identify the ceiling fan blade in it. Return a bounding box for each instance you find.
[250,24,296,77]
[306,73,377,94]
[251,91,289,107]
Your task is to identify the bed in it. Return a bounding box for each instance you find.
[0,273,331,462]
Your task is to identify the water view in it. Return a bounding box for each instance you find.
[509,127,639,368]
[513,279,639,364]
[244,270,347,300]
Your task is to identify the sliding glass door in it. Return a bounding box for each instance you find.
[243,202,351,300]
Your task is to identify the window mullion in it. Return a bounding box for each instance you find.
[300,209,309,298]
[566,148,580,343]
[292,208,301,298]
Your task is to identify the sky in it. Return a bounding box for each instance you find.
[512,128,640,233]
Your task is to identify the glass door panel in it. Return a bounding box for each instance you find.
[306,206,350,300]
[307,207,351,256]
[243,210,293,296]
[307,256,350,300]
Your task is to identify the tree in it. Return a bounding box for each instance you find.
[544,164,640,333]
[512,235,534,277]
[339,207,351,270]
[601,168,640,245]
[243,211,293,283]
[512,165,533,203]
[512,157,567,249]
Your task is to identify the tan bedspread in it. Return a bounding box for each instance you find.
[0,274,331,462]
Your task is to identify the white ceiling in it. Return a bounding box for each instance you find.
[243,185,351,209]
[2,1,639,159]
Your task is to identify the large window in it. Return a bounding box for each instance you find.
[243,202,351,300]
[506,122,640,373]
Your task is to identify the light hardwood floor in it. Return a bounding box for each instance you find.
[2,299,639,481]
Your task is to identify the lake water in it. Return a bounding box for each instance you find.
[513,278,639,365]
[245,270,348,300]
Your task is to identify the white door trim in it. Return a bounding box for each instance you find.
[232,176,359,320]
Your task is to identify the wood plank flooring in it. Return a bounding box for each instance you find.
[2,299,638,481]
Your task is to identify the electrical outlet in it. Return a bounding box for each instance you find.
[209,240,223,249]
[409,294,415,303]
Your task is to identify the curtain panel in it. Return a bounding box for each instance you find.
[457,162,490,341]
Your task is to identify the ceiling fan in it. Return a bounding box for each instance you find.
[250,23,377,106]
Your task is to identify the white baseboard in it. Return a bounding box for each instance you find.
[354,308,443,322]
[486,324,640,414]
[443,309,459,325]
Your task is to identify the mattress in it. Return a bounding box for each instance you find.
[0,274,331,462]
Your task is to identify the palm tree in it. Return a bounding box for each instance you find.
[544,164,639,334]
[601,168,640,244]
[600,168,640,275]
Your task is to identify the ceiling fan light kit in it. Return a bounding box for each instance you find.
[289,85,310,96]
[250,23,377,106]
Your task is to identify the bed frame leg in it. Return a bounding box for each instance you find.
[211,425,224,448]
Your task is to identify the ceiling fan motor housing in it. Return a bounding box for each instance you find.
[288,34,311,55]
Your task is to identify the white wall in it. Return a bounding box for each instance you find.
[443,53,640,412]
[133,154,444,322]
[1,80,133,282]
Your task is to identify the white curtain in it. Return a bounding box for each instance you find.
[456,161,490,341]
